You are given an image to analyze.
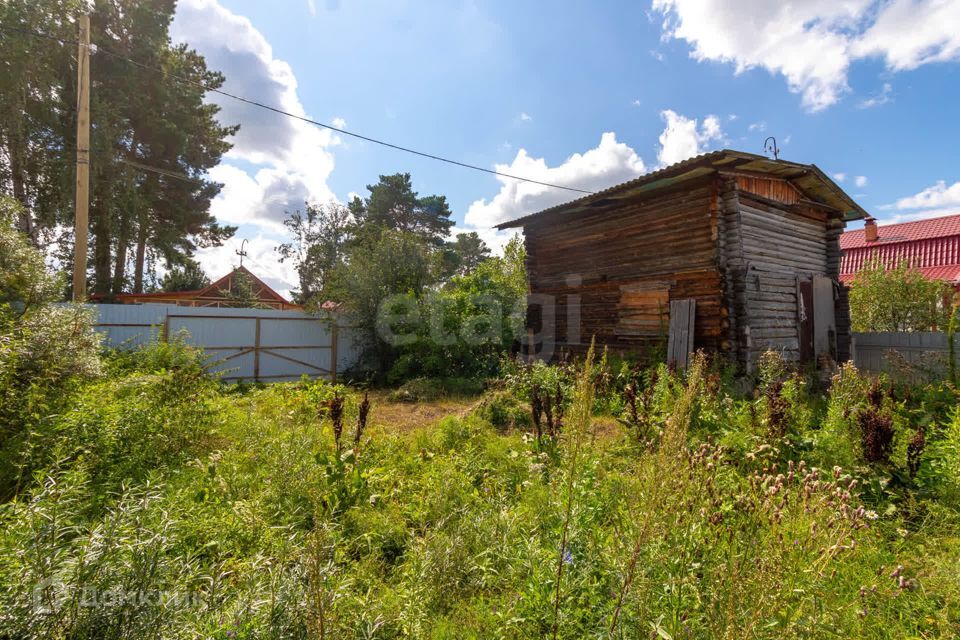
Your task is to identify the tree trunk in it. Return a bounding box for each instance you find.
[92,195,112,296]
[8,92,35,242]
[133,211,148,293]
[112,236,128,296]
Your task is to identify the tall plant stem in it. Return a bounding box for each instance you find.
[551,341,595,640]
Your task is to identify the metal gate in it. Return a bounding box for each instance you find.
[89,304,356,382]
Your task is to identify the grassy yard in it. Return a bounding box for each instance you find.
[1,343,959,638]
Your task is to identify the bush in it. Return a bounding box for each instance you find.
[476,390,532,432]
[0,203,103,499]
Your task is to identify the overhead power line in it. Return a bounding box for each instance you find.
[3,24,596,196]
[44,144,210,185]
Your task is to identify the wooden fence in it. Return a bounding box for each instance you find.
[88,304,358,382]
[851,332,957,380]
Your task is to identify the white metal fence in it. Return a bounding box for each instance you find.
[851,332,957,379]
[88,304,359,382]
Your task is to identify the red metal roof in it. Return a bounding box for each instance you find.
[839,213,960,288]
[840,264,960,284]
[841,213,960,249]
[115,266,300,309]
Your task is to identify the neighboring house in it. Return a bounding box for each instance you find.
[115,266,301,311]
[839,213,960,291]
[497,149,867,372]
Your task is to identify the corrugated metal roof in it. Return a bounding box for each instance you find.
[840,213,960,249]
[840,264,960,284]
[495,149,867,229]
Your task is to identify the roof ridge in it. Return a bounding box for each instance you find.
[857,212,960,232]
[496,149,865,229]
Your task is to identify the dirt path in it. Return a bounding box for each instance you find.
[366,391,481,435]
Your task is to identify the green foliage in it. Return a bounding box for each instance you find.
[0,197,62,314]
[217,270,266,309]
[5,337,217,500]
[476,390,532,432]
[442,231,491,277]
[0,210,102,498]
[323,227,439,374]
[348,173,454,245]
[3,317,960,637]
[0,0,237,295]
[849,259,953,332]
[385,233,526,381]
[948,302,959,386]
[159,258,210,292]
[286,167,527,382]
[277,201,351,303]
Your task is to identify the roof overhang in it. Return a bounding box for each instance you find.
[496,149,868,229]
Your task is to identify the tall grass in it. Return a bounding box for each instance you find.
[551,341,596,639]
[1,341,958,637]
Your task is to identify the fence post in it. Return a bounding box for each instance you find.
[253,318,261,381]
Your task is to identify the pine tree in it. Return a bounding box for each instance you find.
[0,0,238,297]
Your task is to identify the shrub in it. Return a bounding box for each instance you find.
[0,204,102,499]
[0,196,61,315]
[477,390,533,432]
[849,259,953,332]
[5,338,220,501]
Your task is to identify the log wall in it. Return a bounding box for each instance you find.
[521,173,852,371]
[720,185,838,370]
[523,180,724,357]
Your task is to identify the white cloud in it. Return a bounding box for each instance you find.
[747,121,767,133]
[171,0,341,293]
[331,116,347,129]
[653,0,960,111]
[833,172,847,182]
[879,179,960,223]
[893,180,960,211]
[518,112,533,122]
[172,0,338,229]
[854,175,868,188]
[650,49,666,62]
[858,82,893,108]
[462,132,647,250]
[631,99,642,106]
[852,1,960,70]
[306,0,316,16]
[657,110,723,167]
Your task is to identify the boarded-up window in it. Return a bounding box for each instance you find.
[615,282,669,338]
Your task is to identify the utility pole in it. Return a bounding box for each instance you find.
[72,14,90,301]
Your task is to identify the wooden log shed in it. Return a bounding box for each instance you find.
[496,150,868,373]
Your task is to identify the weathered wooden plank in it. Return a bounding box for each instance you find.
[667,299,696,368]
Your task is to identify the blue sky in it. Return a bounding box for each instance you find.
[170,0,960,296]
